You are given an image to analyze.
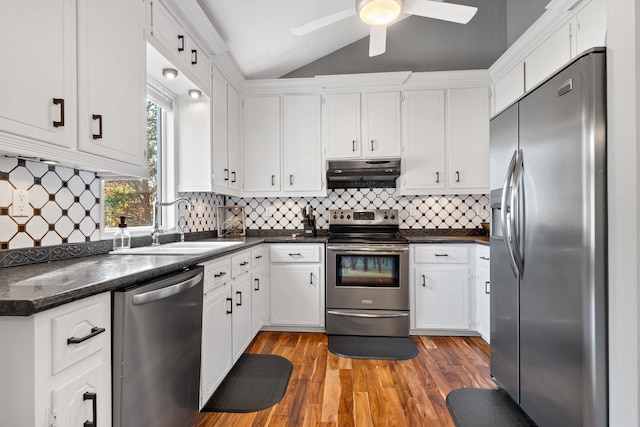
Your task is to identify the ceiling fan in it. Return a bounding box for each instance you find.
[291,0,478,57]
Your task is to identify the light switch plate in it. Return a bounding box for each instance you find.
[12,189,29,217]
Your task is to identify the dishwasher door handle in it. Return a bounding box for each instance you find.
[326,310,409,319]
[132,272,203,306]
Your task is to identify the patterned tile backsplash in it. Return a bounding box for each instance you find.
[227,190,489,230]
[0,156,489,251]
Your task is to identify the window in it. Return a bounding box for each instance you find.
[102,96,174,233]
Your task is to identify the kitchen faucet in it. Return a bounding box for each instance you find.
[151,197,193,245]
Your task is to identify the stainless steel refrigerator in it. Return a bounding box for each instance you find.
[489,48,607,427]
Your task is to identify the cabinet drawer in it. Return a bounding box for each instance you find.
[231,251,251,278]
[413,245,469,264]
[201,257,231,293]
[51,294,109,375]
[251,246,267,269]
[270,244,321,263]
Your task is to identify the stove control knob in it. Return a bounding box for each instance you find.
[340,215,344,219]
[390,215,396,220]
[333,214,337,219]
[347,215,351,219]
[384,215,388,219]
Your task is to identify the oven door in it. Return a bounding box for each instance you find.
[326,244,409,311]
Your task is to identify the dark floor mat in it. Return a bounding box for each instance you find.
[446,388,537,427]
[201,354,292,413]
[327,335,418,360]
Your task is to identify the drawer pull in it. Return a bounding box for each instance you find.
[214,271,227,278]
[480,256,490,261]
[289,253,302,257]
[434,253,449,257]
[240,261,249,266]
[83,392,97,427]
[67,326,106,345]
[255,255,263,260]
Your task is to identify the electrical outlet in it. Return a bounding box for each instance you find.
[12,189,29,217]
[408,205,418,217]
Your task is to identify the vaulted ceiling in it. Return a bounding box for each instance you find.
[196,0,546,80]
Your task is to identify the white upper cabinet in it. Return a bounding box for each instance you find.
[361,91,402,158]
[493,63,525,116]
[243,96,281,193]
[176,94,212,192]
[447,88,489,191]
[575,0,607,55]
[525,22,572,91]
[0,0,77,149]
[212,66,241,194]
[401,90,446,192]
[323,92,401,159]
[323,93,361,159]
[283,95,323,193]
[147,0,211,94]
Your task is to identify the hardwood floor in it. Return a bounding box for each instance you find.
[193,332,495,427]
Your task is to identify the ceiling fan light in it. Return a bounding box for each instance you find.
[357,0,403,26]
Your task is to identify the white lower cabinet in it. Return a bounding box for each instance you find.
[269,244,324,328]
[0,292,111,427]
[411,244,471,332]
[475,245,490,342]
[232,275,252,363]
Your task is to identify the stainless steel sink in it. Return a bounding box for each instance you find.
[110,241,243,255]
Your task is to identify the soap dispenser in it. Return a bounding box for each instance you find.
[113,216,131,250]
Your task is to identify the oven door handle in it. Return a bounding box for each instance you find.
[326,245,408,252]
[327,310,409,319]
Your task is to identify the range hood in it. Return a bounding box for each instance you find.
[326,158,401,189]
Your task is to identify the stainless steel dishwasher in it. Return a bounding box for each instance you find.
[112,266,204,427]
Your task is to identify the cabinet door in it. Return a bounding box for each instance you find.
[232,275,253,362]
[51,362,110,427]
[362,91,402,158]
[201,286,232,408]
[176,95,213,192]
[0,0,76,148]
[149,0,185,66]
[185,36,211,93]
[323,93,361,158]
[401,90,446,191]
[270,265,322,326]
[243,96,281,192]
[212,67,229,189]
[447,88,489,190]
[77,0,146,166]
[476,262,490,342]
[415,266,469,330]
[227,86,242,191]
[575,0,607,55]
[493,63,525,116]
[251,269,266,336]
[283,95,323,192]
[525,22,572,91]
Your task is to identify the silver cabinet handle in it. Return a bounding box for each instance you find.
[132,272,203,306]
[327,310,409,319]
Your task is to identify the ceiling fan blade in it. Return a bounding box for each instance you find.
[404,0,478,24]
[369,26,387,57]
[291,7,356,35]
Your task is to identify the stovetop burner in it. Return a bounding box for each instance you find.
[327,209,406,244]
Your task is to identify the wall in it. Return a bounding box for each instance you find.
[0,156,489,250]
[228,190,489,231]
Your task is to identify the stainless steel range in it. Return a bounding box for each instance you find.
[326,209,410,337]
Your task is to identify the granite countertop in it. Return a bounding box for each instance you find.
[0,232,488,317]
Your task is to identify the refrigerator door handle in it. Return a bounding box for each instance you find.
[501,150,520,278]
[510,149,525,279]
